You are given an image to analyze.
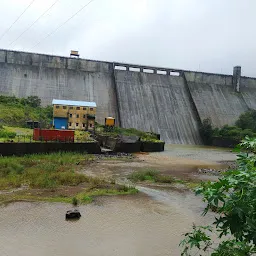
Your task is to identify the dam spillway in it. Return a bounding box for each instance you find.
[114,70,201,144]
[1,49,256,144]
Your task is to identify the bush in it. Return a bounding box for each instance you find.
[72,197,78,206]
[180,137,256,255]
[199,118,214,145]
[236,109,256,132]
[240,129,256,138]
[214,125,256,141]
[0,130,16,138]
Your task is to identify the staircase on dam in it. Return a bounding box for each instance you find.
[1,49,256,145]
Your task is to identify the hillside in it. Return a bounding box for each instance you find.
[0,95,52,127]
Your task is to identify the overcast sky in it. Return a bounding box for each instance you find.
[0,0,255,76]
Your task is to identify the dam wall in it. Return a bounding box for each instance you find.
[184,71,249,127]
[240,77,256,110]
[114,70,202,144]
[1,49,256,144]
[0,50,119,124]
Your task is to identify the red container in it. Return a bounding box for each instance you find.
[33,129,74,142]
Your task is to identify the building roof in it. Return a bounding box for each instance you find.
[52,99,97,107]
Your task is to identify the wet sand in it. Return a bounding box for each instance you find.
[82,144,237,182]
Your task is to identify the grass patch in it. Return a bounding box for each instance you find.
[75,185,138,204]
[0,152,93,189]
[0,185,138,206]
[128,169,175,183]
[0,152,139,205]
[128,169,200,189]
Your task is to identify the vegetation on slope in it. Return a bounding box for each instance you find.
[200,110,256,144]
[95,123,163,142]
[0,95,52,127]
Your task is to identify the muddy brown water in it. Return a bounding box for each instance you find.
[0,189,215,256]
[0,145,236,256]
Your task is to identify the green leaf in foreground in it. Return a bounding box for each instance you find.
[180,137,256,255]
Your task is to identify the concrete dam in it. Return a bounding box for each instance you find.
[1,49,256,144]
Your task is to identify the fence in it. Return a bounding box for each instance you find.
[0,142,101,156]
[1,135,95,143]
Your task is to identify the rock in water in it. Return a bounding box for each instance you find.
[65,209,81,220]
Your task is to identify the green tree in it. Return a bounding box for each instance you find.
[24,96,41,108]
[199,118,214,145]
[180,136,256,255]
[236,110,256,132]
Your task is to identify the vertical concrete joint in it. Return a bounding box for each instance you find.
[233,66,241,92]
[5,51,7,63]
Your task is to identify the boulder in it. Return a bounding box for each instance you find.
[65,209,81,220]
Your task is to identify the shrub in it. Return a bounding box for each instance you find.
[236,109,256,132]
[0,130,16,138]
[72,197,78,206]
[199,118,214,145]
[180,137,256,255]
[240,129,256,138]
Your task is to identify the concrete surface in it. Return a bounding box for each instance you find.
[0,50,118,125]
[115,70,202,144]
[184,71,249,127]
[1,49,256,144]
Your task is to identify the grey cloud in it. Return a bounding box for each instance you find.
[0,0,255,76]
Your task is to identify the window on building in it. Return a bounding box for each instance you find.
[69,122,71,126]
[63,106,67,109]
[83,114,86,118]
[76,114,79,118]
[69,106,73,109]
[89,123,93,127]
[69,114,72,118]
[90,108,93,111]
[83,123,86,127]
[56,105,59,109]
[83,107,87,110]
[76,107,80,110]
[76,123,79,126]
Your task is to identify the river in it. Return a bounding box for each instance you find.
[0,145,235,256]
[0,187,215,256]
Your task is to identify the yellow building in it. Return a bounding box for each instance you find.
[52,99,96,131]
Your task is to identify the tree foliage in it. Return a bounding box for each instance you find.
[236,110,256,132]
[0,95,41,107]
[21,96,41,108]
[199,118,214,145]
[180,136,256,255]
[0,95,52,127]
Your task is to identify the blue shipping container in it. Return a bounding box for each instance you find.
[53,117,68,129]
